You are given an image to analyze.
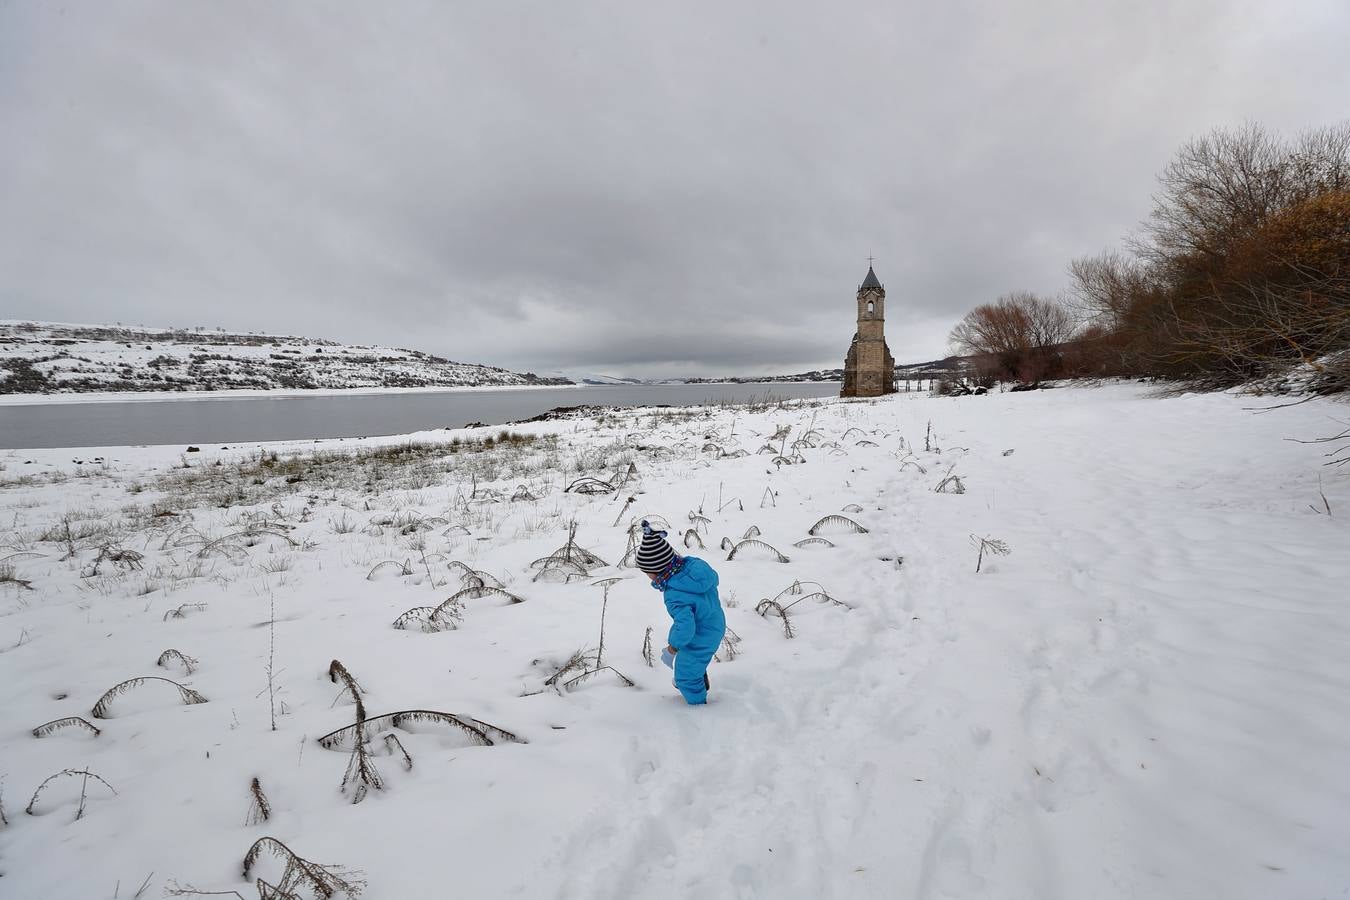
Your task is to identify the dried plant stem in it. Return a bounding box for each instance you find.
[383,734,414,770]
[91,677,207,719]
[246,777,271,826]
[241,836,365,898]
[32,716,102,739]
[266,594,278,731]
[26,767,117,816]
[157,649,199,675]
[596,592,610,669]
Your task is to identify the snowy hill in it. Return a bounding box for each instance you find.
[0,321,572,395]
[0,383,1347,898]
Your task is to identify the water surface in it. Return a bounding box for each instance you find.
[0,383,841,449]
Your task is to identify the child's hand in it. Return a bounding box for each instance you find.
[660,646,676,668]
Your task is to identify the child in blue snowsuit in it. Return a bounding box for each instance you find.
[637,521,726,705]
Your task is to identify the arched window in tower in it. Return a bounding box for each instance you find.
[867,300,875,314]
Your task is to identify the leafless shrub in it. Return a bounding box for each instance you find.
[642,627,654,667]
[198,528,297,560]
[511,484,540,502]
[562,666,635,690]
[391,606,452,632]
[245,777,271,826]
[807,515,868,535]
[896,452,928,475]
[754,600,796,639]
[434,587,521,618]
[328,512,356,534]
[565,476,614,494]
[317,709,524,750]
[164,882,246,899]
[533,521,607,569]
[365,559,413,580]
[774,580,849,610]
[325,661,378,803]
[258,555,294,575]
[26,768,117,817]
[543,649,595,688]
[792,537,835,549]
[81,545,145,578]
[841,503,864,513]
[0,551,45,564]
[715,626,743,662]
[611,495,637,527]
[760,487,777,508]
[263,593,282,730]
[726,540,790,563]
[611,460,639,486]
[741,525,761,539]
[157,649,199,675]
[687,512,712,532]
[32,716,102,739]
[447,562,503,588]
[163,602,208,621]
[533,559,588,582]
[91,676,208,719]
[327,660,366,716]
[719,536,734,551]
[0,563,33,591]
[341,735,383,803]
[935,465,966,494]
[971,534,1011,573]
[682,528,705,549]
[241,836,365,898]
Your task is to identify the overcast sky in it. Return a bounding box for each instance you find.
[2,1,1347,378]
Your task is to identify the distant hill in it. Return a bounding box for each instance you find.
[0,321,572,395]
[680,356,965,384]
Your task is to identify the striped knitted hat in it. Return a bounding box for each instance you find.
[635,520,677,573]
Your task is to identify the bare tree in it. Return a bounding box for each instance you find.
[949,292,1078,383]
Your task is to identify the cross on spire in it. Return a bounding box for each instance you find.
[867,255,875,267]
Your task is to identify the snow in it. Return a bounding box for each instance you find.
[0,383,1347,899]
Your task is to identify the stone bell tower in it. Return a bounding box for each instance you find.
[840,263,896,397]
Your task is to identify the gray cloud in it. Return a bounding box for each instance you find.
[3,0,1348,377]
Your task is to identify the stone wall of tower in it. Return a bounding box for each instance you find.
[841,274,897,398]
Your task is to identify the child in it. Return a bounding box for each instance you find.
[637,520,726,705]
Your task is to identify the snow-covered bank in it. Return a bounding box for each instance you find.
[0,320,571,396]
[0,384,1347,899]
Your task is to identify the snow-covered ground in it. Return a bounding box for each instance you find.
[0,321,571,395]
[0,383,1346,899]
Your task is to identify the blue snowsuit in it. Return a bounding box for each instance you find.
[657,556,726,705]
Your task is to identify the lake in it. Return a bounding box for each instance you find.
[0,382,842,449]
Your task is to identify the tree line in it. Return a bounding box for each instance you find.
[949,122,1350,394]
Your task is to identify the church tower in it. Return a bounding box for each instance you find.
[841,264,896,397]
